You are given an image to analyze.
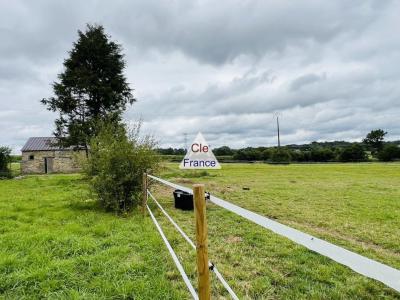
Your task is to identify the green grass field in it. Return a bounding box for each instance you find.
[1,163,400,299]
[0,175,188,299]
[152,163,400,299]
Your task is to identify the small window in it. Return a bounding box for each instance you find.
[29,155,34,160]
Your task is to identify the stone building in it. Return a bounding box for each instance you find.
[21,137,85,174]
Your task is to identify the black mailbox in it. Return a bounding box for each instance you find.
[173,190,194,211]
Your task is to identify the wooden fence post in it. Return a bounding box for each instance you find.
[193,184,211,300]
[142,172,148,215]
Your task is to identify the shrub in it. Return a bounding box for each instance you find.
[377,144,400,161]
[0,146,12,179]
[213,146,234,156]
[261,149,272,160]
[339,144,367,162]
[10,155,21,162]
[310,147,335,162]
[85,121,160,213]
[270,148,291,163]
[233,148,262,161]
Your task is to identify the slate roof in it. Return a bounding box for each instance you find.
[21,137,66,151]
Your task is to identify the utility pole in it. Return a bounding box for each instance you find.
[184,133,188,153]
[274,112,281,148]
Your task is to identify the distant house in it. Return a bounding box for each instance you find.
[21,137,85,174]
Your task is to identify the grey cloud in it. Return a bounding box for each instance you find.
[290,73,326,91]
[0,59,39,83]
[1,0,390,65]
[108,0,388,65]
[129,69,274,119]
[1,0,400,152]
[200,70,273,101]
[138,64,400,120]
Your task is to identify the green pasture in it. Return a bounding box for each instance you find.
[0,175,188,299]
[151,163,400,299]
[1,163,399,299]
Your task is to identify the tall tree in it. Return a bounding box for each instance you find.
[0,146,11,178]
[41,24,135,155]
[363,129,387,153]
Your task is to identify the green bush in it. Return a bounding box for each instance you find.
[84,122,160,213]
[310,147,335,162]
[0,146,12,179]
[378,144,400,161]
[213,146,234,156]
[233,148,262,161]
[10,155,22,162]
[339,144,367,162]
[270,148,291,163]
[261,149,272,160]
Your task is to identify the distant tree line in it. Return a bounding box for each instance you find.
[157,148,186,155]
[158,130,400,163]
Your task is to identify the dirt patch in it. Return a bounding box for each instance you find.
[226,235,243,243]
[176,178,194,184]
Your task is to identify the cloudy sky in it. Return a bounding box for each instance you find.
[1,0,399,152]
